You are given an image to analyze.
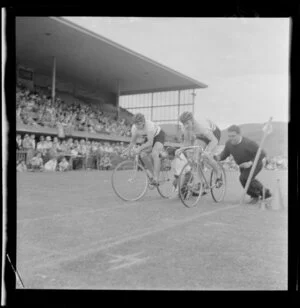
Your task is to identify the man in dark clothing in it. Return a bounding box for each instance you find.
[214,125,272,204]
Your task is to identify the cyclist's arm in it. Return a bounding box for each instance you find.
[138,130,155,152]
[126,131,139,152]
[215,142,230,161]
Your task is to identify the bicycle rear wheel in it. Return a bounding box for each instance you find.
[210,163,226,202]
[178,162,203,208]
[111,159,148,201]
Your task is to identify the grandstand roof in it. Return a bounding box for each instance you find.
[16,17,208,96]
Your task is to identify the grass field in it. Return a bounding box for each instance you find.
[16,169,288,290]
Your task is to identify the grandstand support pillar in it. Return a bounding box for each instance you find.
[51,56,56,105]
[116,79,120,120]
[192,89,196,114]
[151,92,154,121]
[177,90,181,126]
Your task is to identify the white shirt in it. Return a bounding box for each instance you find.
[181,117,217,138]
[131,120,161,140]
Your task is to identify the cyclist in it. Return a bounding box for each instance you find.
[173,111,222,193]
[123,113,166,186]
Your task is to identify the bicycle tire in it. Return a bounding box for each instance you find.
[210,163,226,202]
[111,159,149,201]
[156,167,176,199]
[178,162,203,208]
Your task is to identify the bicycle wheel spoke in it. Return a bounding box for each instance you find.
[178,163,203,208]
[210,164,226,202]
[111,160,148,201]
[157,167,176,198]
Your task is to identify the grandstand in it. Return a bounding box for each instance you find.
[14,18,288,292]
[16,16,208,169]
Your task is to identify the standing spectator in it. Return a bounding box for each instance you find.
[214,125,272,204]
[22,134,31,150]
[30,134,36,150]
[66,138,74,153]
[78,139,87,169]
[49,137,59,160]
[16,134,22,150]
[104,142,113,154]
[22,134,32,165]
[57,120,65,139]
[60,140,68,154]
[44,136,53,151]
[43,136,53,163]
[37,135,47,156]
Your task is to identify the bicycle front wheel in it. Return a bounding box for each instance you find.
[178,162,203,208]
[157,167,176,199]
[210,163,226,202]
[111,159,149,201]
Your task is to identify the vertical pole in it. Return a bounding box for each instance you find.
[240,117,273,205]
[192,89,196,114]
[177,90,181,126]
[151,92,154,121]
[52,56,56,106]
[116,79,120,121]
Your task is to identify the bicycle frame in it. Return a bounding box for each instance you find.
[176,145,217,190]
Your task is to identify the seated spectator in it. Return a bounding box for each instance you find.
[58,157,69,172]
[100,153,112,170]
[17,159,27,172]
[29,152,44,171]
[44,158,57,172]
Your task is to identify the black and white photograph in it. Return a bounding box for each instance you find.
[3,10,294,303]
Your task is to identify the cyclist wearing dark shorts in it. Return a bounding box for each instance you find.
[173,112,222,190]
[124,113,166,186]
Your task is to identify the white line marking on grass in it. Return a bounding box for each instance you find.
[106,251,149,271]
[204,222,231,227]
[24,204,239,270]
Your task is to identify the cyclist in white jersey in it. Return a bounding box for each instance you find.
[173,111,222,191]
[124,113,166,186]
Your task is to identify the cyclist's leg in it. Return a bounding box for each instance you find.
[151,131,165,183]
[196,129,222,178]
[140,147,153,177]
[193,138,207,185]
[152,141,164,183]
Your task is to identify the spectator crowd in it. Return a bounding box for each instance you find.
[220,155,288,171]
[16,84,288,173]
[16,133,129,172]
[16,83,132,138]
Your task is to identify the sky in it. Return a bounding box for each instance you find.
[63,17,290,129]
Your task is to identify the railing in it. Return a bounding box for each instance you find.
[16,150,27,163]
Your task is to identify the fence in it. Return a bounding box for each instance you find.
[16,150,27,163]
